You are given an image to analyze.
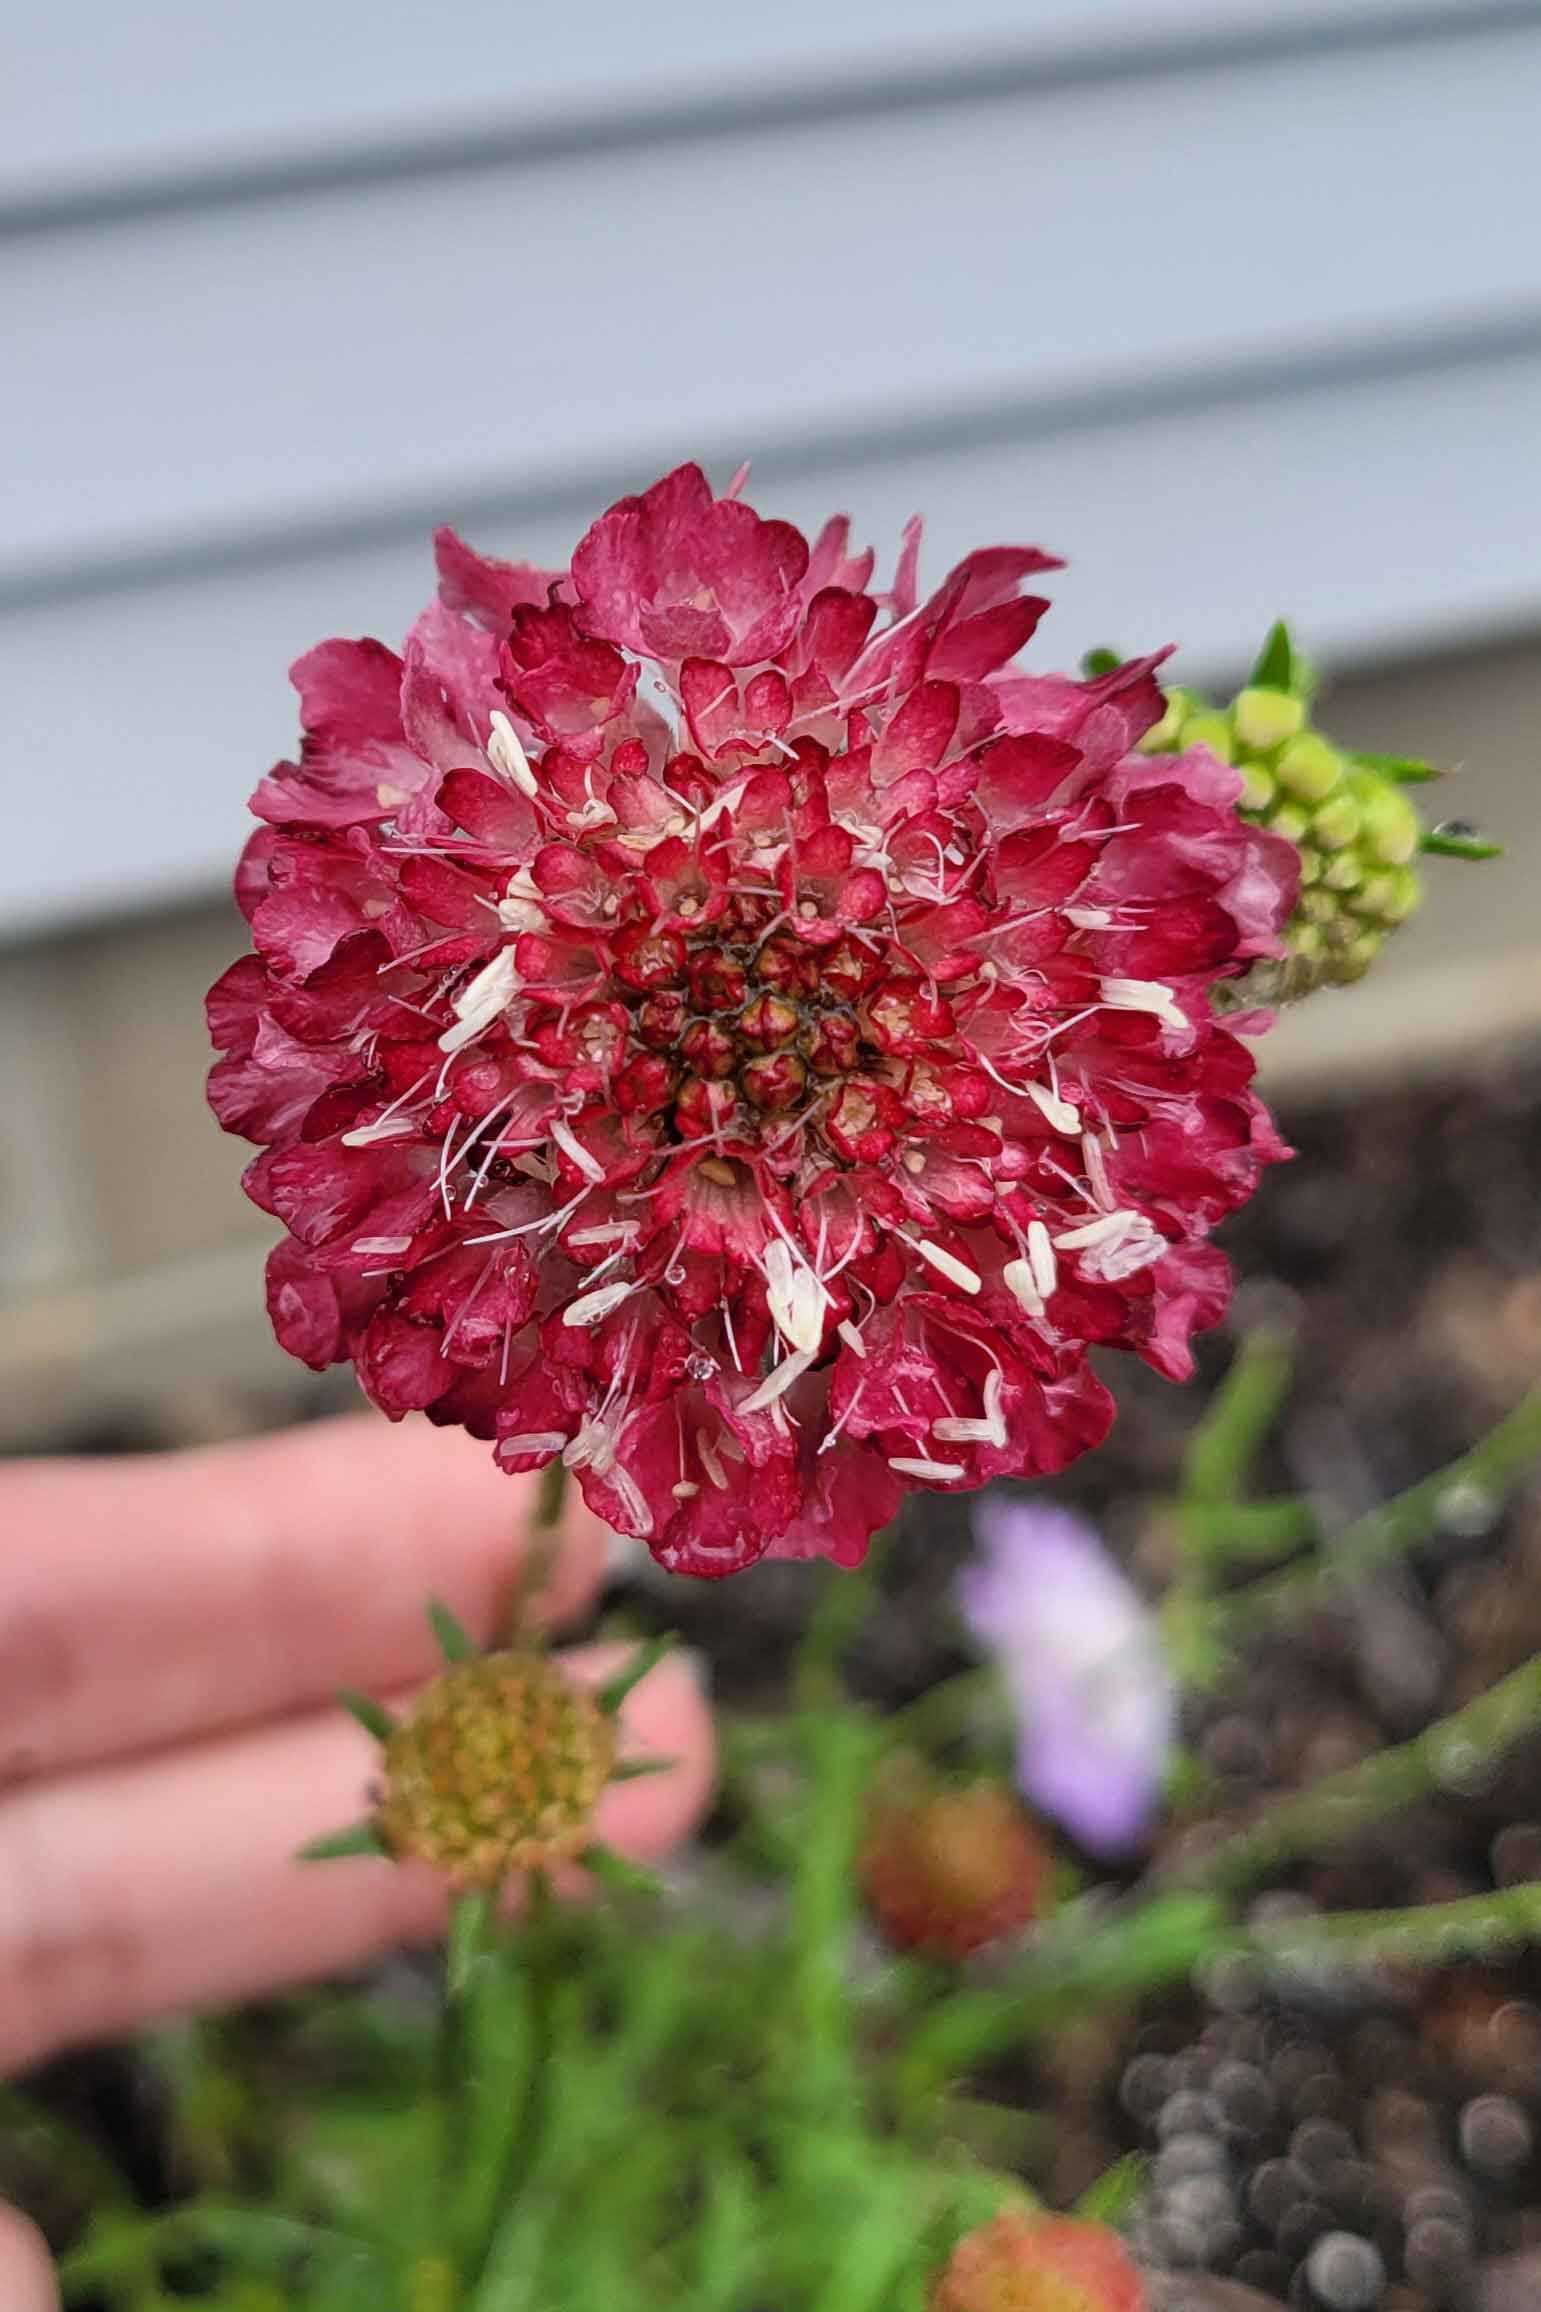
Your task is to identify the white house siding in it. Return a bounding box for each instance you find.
[3,0,1540,1426]
[5,1,1540,935]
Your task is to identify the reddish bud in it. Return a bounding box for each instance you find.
[861,1775,1053,1962]
[688,946,749,1013]
[737,991,801,1051]
[613,1053,678,1114]
[611,923,687,992]
[802,1009,861,1075]
[635,990,688,1049]
[756,938,821,998]
[929,2213,1147,2312]
[674,1075,740,1139]
[740,1050,808,1112]
[680,1019,737,1078]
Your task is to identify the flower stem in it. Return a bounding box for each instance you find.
[1178,1329,1295,1518]
[1193,1646,1541,1892]
[1217,1387,1541,1640]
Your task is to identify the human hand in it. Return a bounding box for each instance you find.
[0,1416,716,2302]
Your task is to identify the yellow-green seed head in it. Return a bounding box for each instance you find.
[1177,709,1236,765]
[378,1652,616,1886]
[1274,732,1344,803]
[1348,768,1421,865]
[1232,685,1308,752]
[1236,761,1276,813]
[1136,686,1201,753]
[1310,791,1361,852]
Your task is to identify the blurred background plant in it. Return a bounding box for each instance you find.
[11,1355,1541,2311]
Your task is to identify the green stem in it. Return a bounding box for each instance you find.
[788,1708,874,2117]
[796,1523,893,1711]
[1175,1497,1319,1566]
[1218,1389,1541,1640]
[1178,1331,1295,1515]
[437,1884,500,2285]
[888,1666,1007,1753]
[57,2207,368,2302]
[1195,1647,1541,1892]
[1250,1878,1541,1970]
[533,1457,568,1529]
[460,1877,561,2312]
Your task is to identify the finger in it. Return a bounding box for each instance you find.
[0,2206,57,2312]
[0,1646,712,2073]
[0,1417,609,1783]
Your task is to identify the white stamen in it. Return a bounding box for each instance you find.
[350,1234,414,1256]
[499,1431,568,1457]
[562,1280,635,1328]
[740,1346,815,1414]
[340,1116,417,1147]
[1100,975,1188,1033]
[497,893,546,933]
[1065,905,1115,929]
[836,1320,867,1359]
[1026,1080,1080,1135]
[697,1429,730,1490]
[1002,1258,1043,1317]
[672,1480,700,1499]
[439,946,520,1053]
[763,1239,827,1354]
[1054,1210,1134,1251]
[931,1368,1008,1450]
[1082,1129,1113,1209]
[566,797,616,831]
[550,1115,604,1182]
[1027,1219,1058,1302]
[887,1455,968,1482]
[487,709,539,797]
[905,1237,983,1294]
[568,1222,641,1248]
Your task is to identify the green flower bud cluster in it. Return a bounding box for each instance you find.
[1133,622,1495,1002]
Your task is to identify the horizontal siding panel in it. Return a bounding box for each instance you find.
[6,342,1540,937]
[8,22,1541,588]
[0,1,1500,210]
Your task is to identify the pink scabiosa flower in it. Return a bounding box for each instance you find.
[208,463,1295,1578]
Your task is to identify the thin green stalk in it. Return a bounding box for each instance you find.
[796,1524,893,1710]
[1178,1330,1295,1515]
[1193,1646,1541,1892]
[460,1873,558,2291]
[1249,1877,1541,1971]
[436,1884,500,2288]
[888,1666,1007,1753]
[788,1709,874,2117]
[1174,1497,1319,1565]
[57,2207,370,2302]
[1218,1388,1541,1639]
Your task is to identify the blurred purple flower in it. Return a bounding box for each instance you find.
[958,1494,1176,1858]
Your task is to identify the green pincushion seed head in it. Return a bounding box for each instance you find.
[378,1652,617,1887]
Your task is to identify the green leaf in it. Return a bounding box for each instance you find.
[596,1633,672,1717]
[427,1597,476,1663]
[1350,747,1441,784]
[609,1753,679,1781]
[1421,827,1503,860]
[1074,2152,1149,2226]
[580,1843,665,1900]
[336,1686,395,1742]
[297,1820,387,1863]
[447,1887,498,1997]
[1247,618,1307,696]
[1080,646,1123,678]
